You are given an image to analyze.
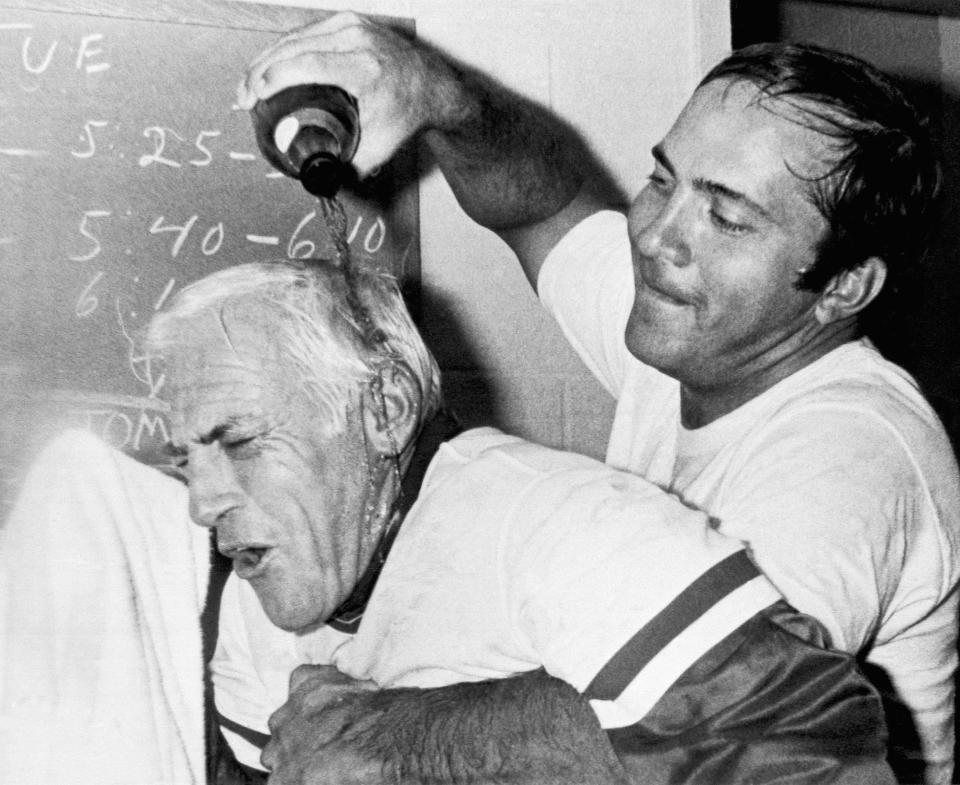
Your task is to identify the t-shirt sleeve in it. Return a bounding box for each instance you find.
[503,470,782,729]
[537,211,636,398]
[868,594,959,785]
[716,404,950,651]
[714,404,959,782]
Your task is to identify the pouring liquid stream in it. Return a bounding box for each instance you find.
[317,195,387,349]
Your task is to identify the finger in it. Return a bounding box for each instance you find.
[351,133,402,180]
[239,15,372,108]
[250,11,366,74]
[260,737,278,773]
[288,10,369,40]
[243,49,376,113]
[239,48,369,111]
[267,701,289,736]
[288,662,337,693]
[245,23,367,89]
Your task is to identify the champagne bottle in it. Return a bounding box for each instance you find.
[252,84,360,198]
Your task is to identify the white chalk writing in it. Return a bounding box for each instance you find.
[69,210,112,262]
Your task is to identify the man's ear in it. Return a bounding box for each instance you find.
[814,256,887,325]
[361,360,422,458]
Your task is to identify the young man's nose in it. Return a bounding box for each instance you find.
[632,193,693,268]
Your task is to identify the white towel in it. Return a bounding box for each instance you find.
[0,429,209,785]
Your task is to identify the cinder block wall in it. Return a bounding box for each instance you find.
[238,0,732,458]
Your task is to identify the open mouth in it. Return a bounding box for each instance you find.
[222,546,271,578]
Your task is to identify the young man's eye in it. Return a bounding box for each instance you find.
[710,209,751,236]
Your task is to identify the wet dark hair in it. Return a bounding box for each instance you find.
[701,42,940,302]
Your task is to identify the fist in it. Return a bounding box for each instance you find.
[238,12,452,177]
[261,665,389,785]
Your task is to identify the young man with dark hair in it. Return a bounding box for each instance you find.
[239,17,960,785]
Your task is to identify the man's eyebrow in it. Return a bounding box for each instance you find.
[198,416,262,444]
[174,416,261,449]
[653,143,775,223]
[197,424,229,445]
[162,441,187,458]
[693,177,774,222]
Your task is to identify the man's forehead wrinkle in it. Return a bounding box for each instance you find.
[215,296,287,366]
[216,301,240,358]
[165,334,278,446]
[165,301,286,381]
[167,344,266,398]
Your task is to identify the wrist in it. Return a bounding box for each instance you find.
[419,55,482,136]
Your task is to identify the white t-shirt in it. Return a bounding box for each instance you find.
[213,428,781,771]
[539,210,960,784]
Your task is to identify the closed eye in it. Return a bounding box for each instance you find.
[647,171,670,189]
[710,209,751,236]
[162,441,189,468]
[222,434,260,459]
[224,435,255,448]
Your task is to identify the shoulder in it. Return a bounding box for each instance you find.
[422,428,711,547]
[741,341,956,481]
[717,343,960,605]
[424,427,612,496]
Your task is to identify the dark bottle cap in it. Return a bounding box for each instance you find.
[301,152,344,198]
[286,125,344,198]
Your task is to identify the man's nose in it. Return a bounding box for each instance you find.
[188,451,243,528]
[631,192,692,268]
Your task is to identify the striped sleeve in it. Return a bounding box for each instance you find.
[217,711,270,769]
[583,550,783,729]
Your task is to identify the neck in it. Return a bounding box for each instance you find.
[330,410,461,628]
[679,326,857,429]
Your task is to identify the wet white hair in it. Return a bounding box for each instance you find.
[145,260,442,437]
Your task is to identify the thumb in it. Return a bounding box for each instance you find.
[288,663,334,693]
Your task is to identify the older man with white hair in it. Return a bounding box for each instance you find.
[3,259,894,785]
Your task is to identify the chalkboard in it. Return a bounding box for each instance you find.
[0,0,420,508]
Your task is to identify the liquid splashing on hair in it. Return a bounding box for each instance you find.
[317,195,387,350]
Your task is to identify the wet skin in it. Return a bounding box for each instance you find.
[166,305,376,633]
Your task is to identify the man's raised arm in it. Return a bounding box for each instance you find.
[237,11,617,286]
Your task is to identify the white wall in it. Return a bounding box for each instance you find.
[236,0,731,457]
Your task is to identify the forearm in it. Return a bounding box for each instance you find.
[306,670,627,785]
[421,61,587,233]
[238,12,619,280]
[419,57,616,282]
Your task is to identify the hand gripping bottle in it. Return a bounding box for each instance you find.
[252,84,360,198]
